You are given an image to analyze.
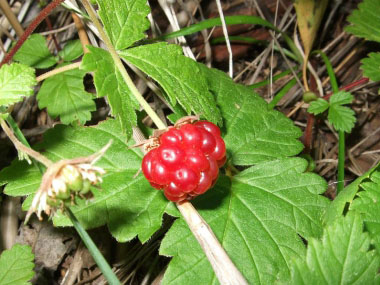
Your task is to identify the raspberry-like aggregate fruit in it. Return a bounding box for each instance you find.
[141,120,226,202]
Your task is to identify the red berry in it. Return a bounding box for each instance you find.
[156,145,185,170]
[172,164,199,193]
[207,156,219,180]
[165,182,184,197]
[160,128,183,146]
[179,124,202,149]
[194,121,221,136]
[193,171,212,195]
[217,156,227,167]
[164,190,185,202]
[197,127,216,155]
[185,148,209,172]
[210,136,226,161]
[142,149,158,181]
[141,120,226,202]
[151,160,170,185]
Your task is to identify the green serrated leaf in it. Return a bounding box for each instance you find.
[291,212,380,285]
[13,34,57,69]
[328,104,356,133]
[346,0,380,43]
[37,64,96,125]
[81,46,138,137]
[161,158,329,284]
[58,40,84,62]
[308,98,329,115]
[329,91,354,105]
[0,63,36,107]
[97,0,150,50]
[120,43,222,125]
[0,119,175,243]
[200,66,303,165]
[0,244,35,285]
[362,52,380,82]
[351,171,380,251]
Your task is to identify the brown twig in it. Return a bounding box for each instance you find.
[72,12,90,54]
[0,0,24,37]
[0,0,65,67]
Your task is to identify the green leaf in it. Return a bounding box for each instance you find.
[201,66,303,165]
[328,104,356,133]
[37,64,96,125]
[160,158,329,284]
[361,52,380,82]
[346,0,380,43]
[0,63,36,107]
[81,46,138,137]
[291,212,380,285]
[0,244,35,285]
[324,162,380,225]
[96,0,150,50]
[329,91,354,105]
[120,43,222,125]
[308,98,329,115]
[13,34,57,69]
[0,119,175,243]
[58,40,84,62]
[351,170,380,251]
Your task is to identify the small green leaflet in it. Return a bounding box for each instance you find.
[13,34,57,69]
[346,0,380,43]
[120,43,222,125]
[0,119,175,243]
[81,46,139,138]
[96,0,150,50]
[307,98,329,114]
[308,91,356,133]
[37,65,96,125]
[199,65,303,165]
[58,40,84,62]
[351,170,380,251]
[361,53,380,82]
[291,213,380,284]
[161,158,329,284]
[0,63,36,107]
[0,244,35,285]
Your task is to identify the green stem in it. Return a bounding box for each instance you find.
[268,72,302,109]
[315,50,345,193]
[337,130,345,192]
[81,0,166,130]
[66,208,121,285]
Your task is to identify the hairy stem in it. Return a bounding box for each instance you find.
[0,119,52,167]
[0,0,65,67]
[66,208,121,285]
[81,0,166,130]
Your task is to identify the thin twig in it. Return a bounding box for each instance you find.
[215,0,233,78]
[0,0,24,37]
[0,119,53,167]
[72,12,90,54]
[36,62,81,82]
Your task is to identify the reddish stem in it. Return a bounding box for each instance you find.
[45,15,61,52]
[0,0,65,67]
[323,77,369,100]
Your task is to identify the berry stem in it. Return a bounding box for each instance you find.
[81,0,167,130]
[176,201,248,284]
[66,208,121,285]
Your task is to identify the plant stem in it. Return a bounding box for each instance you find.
[81,0,166,130]
[0,0,65,67]
[337,130,345,192]
[66,208,121,285]
[36,62,81,82]
[0,118,52,167]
